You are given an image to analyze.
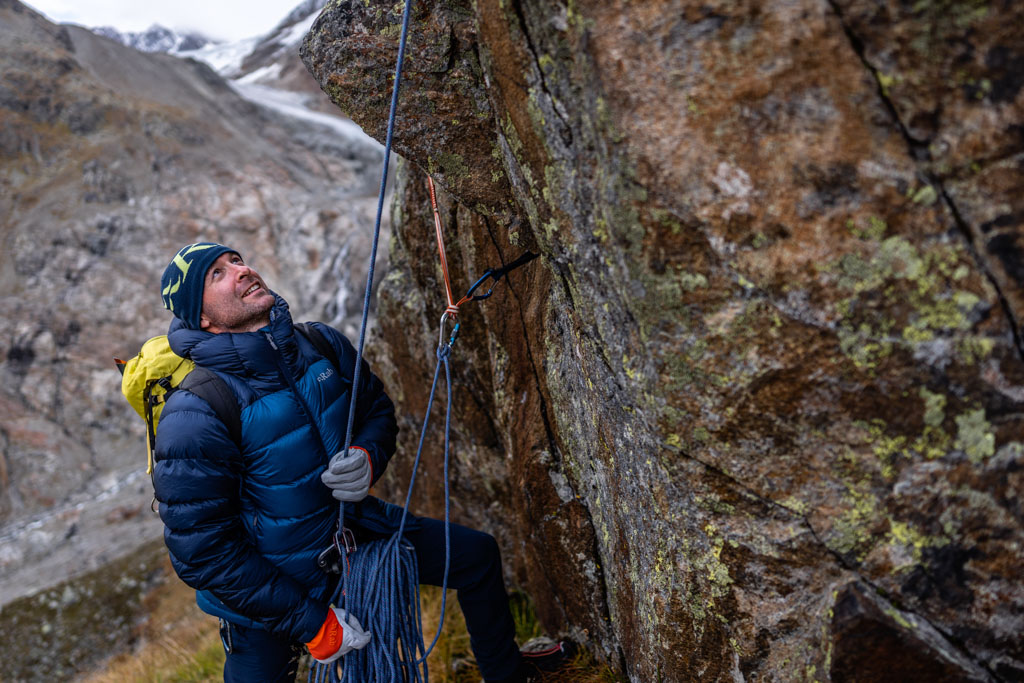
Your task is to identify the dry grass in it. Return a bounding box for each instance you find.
[419,585,479,682]
[80,555,224,683]
[79,564,619,683]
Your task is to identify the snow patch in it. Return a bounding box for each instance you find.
[229,82,380,148]
[180,36,260,77]
[236,62,283,85]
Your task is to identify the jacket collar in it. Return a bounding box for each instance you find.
[167,294,302,377]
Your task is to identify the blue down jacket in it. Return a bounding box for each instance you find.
[153,295,398,643]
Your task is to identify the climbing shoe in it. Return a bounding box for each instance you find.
[520,638,578,679]
[488,638,578,683]
[485,643,577,683]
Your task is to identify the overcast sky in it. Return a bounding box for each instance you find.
[24,0,301,42]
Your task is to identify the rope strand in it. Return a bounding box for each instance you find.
[309,0,432,680]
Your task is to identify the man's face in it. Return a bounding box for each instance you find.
[199,252,275,334]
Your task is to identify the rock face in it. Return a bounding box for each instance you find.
[303,1,1024,680]
[0,0,383,604]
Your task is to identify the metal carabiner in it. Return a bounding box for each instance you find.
[317,526,359,574]
[464,269,498,302]
[438,311,460,350]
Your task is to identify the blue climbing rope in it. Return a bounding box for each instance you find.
[311,344,455,682]
[309,0,455,680]
[340,0,415,469]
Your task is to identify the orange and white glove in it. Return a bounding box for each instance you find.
[306,607,371,664]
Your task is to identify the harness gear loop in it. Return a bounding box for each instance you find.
[317,527,358,574]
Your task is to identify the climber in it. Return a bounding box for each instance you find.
[151,242,574,682]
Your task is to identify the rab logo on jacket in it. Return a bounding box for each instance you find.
[317,367,334,383]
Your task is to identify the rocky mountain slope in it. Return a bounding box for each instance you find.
[0,0,383,605]
[302,1,1024,680]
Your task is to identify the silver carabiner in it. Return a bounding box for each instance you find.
[438,311,460,350]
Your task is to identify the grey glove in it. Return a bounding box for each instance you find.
[321,447,372,502]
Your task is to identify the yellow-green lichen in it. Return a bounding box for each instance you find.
[921,388,946,428]
[848,215,888,241]
[780,495,810,516]
[427,151,469,181]
[954,408,995,462]
[888,519,948,571]
[650,207,684,235]
[701,522,735,598]
[857,408,952,478]
[500,113,524,158]
[861,418,907,477]
[526,88,546,130]
[830,484,880,561]
[910,185,939,205]
[883,606,916,630]
[839,322,894,371]
[542,164,563,212]
[543,218,560,242]
[829,234,986,370]
[679,272,708,292]
[593,96,622,142]
[686,96,702,117]
[876,72,898,97]
[957,335,995,364]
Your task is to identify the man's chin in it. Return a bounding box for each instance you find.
[243,291,274,308]
[257,293,275,311]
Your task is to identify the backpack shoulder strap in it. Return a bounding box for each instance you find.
[179,367,243,446]
[295,322,342,376]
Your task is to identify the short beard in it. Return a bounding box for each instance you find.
[203,293,274,333]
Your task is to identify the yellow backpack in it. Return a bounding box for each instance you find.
[116,336,240,476]
[116,324,338,476]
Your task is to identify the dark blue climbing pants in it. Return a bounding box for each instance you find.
[221,516,521,682]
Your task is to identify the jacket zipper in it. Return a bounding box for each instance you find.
[265,331,331,461]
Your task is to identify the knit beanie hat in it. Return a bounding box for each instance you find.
[161,242,238,329]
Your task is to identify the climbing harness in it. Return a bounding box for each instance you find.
[308,1,538,678]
